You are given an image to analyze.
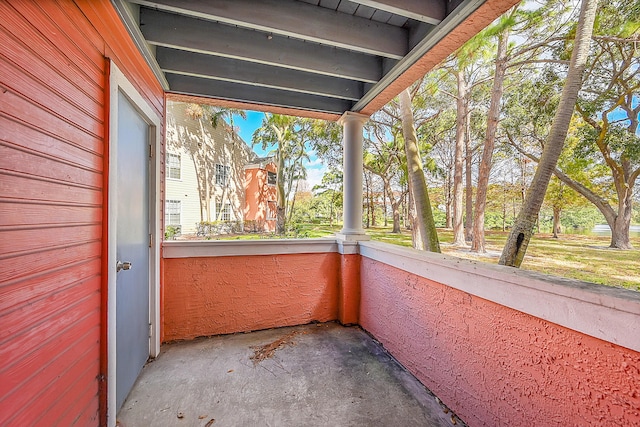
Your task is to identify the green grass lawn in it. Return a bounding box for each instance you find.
[210,223,640,291]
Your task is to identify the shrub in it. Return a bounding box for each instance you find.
[165,225,181,240]
[196,221,243,237]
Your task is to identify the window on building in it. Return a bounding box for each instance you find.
[215,164,230,186]
[216,202,232,221]
[267,201,277,220]
[267,171,277,186]
[165,200,181,229]
[166,153,181,180]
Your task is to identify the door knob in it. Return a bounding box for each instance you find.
[116,261,132,272]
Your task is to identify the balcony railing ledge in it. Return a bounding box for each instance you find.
[358,240,640,353]
[163,237,340,258]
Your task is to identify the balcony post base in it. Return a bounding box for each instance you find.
[335,232,370,242]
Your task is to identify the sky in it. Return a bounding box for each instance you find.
[232,110,329,191]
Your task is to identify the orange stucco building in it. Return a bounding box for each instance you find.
[244,159,278,233]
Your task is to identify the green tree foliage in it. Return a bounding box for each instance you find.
[311,168,343,226]
[502,0,639,250]
[252,114,307,234]
[501,0,599,267]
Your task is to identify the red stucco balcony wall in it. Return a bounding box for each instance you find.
[163,239,640,426]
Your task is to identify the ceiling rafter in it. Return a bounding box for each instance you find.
[132,0,408,59]
[156,47,363,101]
[166,73,355,114]
[113,0,521,119]
[348,0,445,24]
[140,8,384,83]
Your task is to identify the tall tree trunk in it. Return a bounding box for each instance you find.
[370,178,376,227]
[195,118,213,222]
[382,178,402,233]
[191,153,205,222]
[452,71,467,246]
[445,179,452,229]
[502,186,507,232]
[472,28,509,253]
[276,149,286,234]
[444,185,453,228]
[383,186,388,226]
[552,207,561,238]
[500,0,598,267]
[464,111,474,242]
[363,172,370,228]
[287,179,300,224]
[399,89,441,252]
[407,180,421,245]
[611,187,634,249]
[197,118,214,222]
[404,186,410,229]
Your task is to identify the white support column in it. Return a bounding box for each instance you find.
[336,111,370,241]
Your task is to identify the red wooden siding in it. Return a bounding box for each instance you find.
[0,1,164,425]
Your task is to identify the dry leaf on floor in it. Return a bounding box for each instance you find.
[250,331,304,365]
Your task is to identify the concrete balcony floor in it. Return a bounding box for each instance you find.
[116,322,463,426]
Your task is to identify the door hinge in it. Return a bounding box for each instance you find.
[149,143,153,158]
[149,233,153,248]
[149,323,153,338]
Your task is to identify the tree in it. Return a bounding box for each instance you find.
[452,69,469,246]
[284,144,310,225]
[399,88,441,252]
[363,120,407,233]
[253,114,303,234]
[425,110,458,229]
[503,0,639,249]
[570,4,640,248]
[470,0,577,252]
[313,168,343,226]
[500,0,599,267]
[208,106,247,140]
[544,176,587,238]
[471,11,514,252]
[441,42,494,246]
[464,111,475,242]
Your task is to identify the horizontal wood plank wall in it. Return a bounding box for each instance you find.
[0,1,164,425]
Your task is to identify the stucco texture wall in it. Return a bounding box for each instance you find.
[163,253,340,341]
[359,258,640,427]
[244,162,277,232]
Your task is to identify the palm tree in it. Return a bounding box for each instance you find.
[208,106,247,144]
[399,88,441,252]
[500,0,599,267]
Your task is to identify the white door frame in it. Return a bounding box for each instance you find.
[107,61,161,426]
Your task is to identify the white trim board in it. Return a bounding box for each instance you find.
[163,238,341,258]
[107,61,162,427]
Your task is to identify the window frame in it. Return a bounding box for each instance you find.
[267,171,277,186]
[215,163,230,186]
[216,202,232,221]
[165,199,182,228]
[166,152,181,180]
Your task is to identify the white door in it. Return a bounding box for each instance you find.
[115,90,150,411]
